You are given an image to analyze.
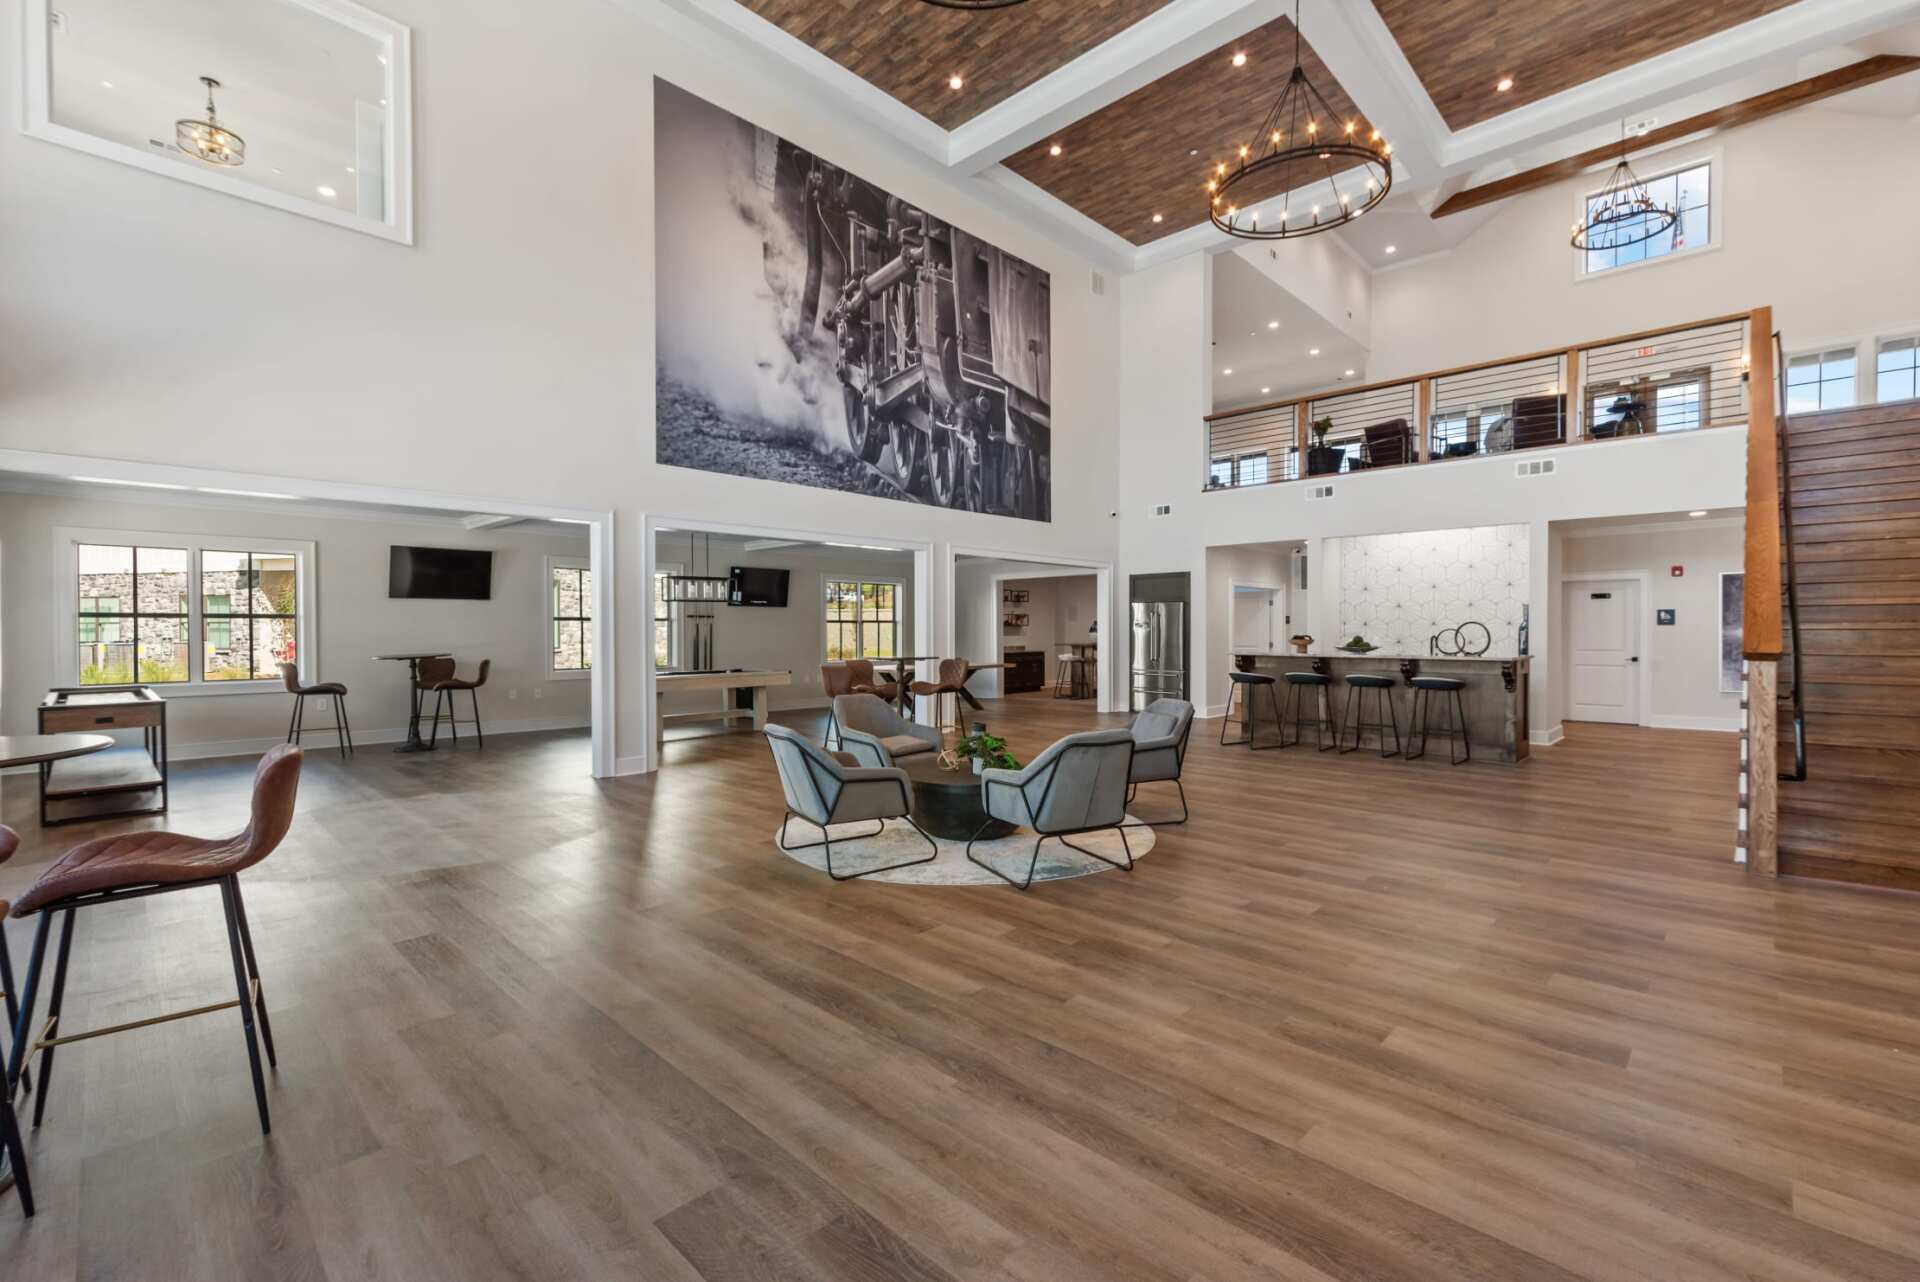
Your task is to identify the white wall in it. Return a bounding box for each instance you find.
[1234,235,1372,350]
[1556,519,1745,731]
[0,0,1123,773]
[1201,542,1291,713]
[1335,524,1528,656]
[1369,110,1920,378]
[0,489,591,755]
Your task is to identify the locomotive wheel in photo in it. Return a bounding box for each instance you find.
[843,387,885,464]
[888,421,929,492]
[1002,443,1038,520]
[926,426,967,508]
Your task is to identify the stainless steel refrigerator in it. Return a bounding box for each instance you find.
[1129,572,1190,712]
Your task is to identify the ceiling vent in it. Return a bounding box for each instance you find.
[1090,270,1107,296]
[1306,483,1335,501]
[1516,458,1557,478]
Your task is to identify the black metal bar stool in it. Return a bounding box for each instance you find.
[1280,671,1339,751]
[1220,671,1283,749]
[1339,674,1402,758]
[1408,676,1470,765]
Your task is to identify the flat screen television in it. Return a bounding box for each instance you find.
[389,546,494,600]
[729,565,790,607]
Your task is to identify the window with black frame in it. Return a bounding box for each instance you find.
[552,564,593,672]
[76,543,189,684]
[202,550,299,680]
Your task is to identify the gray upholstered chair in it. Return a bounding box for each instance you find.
[764,724,935,881]
[967,728,1136,890]
[1127,698,1194,826]
[833,693,942,767]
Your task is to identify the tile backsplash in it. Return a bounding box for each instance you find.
[1336,524,1528,655]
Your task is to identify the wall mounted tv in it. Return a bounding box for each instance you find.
[389,546,494,600]
[729,565,790,607]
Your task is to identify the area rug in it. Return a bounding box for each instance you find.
[773,817,1155,885]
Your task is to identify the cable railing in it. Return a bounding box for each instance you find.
[1203,310,1761,492]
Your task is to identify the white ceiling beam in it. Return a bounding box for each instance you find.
[741,538,808,551]
[946,0,1283,174]
[1303,1,1448,181]
[462,513,524,530]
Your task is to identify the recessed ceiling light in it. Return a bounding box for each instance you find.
[1188,148,1199,157]
[1344,369,1356,377]
[345,166,356,174]
[271,167,283,175]
[1151,213,1163,223]
[1688,510,1708,518]
[1496,77,1515,92]
[1384,244,1397,254]
[1260,387,1271,394]
[948,74,964,90]
[1308,347,1320,356]
[1048,143,1062,157]
[99,80,115,89]
[1267,320,1280,329]
[1223,368,1233,375]
[200,487,301,500]
[316,184,337,199]
[377,54,388,66]
[69,476,191,490]
[1232,51,1247,67]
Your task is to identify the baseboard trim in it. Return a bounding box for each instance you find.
[1529,725,1565,747]
[162,716,591,763]
[614,754,651,776]
[1649,715,1742,733]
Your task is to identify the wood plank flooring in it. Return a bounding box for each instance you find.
[3,698,1918,1280]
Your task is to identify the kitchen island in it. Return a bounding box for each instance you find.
[1232,652,1531,763]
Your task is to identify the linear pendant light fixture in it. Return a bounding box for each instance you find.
[176,75,245,166]
[917,0,1030,8]
[664,531,728,604]
[1207,0,1390,240]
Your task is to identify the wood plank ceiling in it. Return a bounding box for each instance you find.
[733,0,1176,130]
[1371,0,1803,130]
[1003,16,1378,246]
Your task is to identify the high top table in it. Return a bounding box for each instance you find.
[374,652,451,753]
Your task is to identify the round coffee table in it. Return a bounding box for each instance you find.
[897,753,1016,841]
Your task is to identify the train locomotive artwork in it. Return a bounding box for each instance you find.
[654,82,1052,523]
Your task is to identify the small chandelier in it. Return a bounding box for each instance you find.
[917,0,1030,8]
[176,76,245,167]
[1207,0,1390,241]
[1571,124,1676,251]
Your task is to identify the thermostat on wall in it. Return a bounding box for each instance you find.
[1657,609,1676,626]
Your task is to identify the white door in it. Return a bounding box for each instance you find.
[1231,586,1282,652]
[1565,578,1640,723]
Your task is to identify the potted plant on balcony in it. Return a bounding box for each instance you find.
[1306,417,1344,477]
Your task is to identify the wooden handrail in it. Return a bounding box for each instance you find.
[1742,304,1783,661]
[1205,309,1755,423]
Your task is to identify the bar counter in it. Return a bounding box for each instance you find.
[1231,651,1531,764]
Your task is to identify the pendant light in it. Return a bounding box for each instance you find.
[1571,122,1677,251]
[1207,0,1390,241]
[664,531,729,604]
[176,76,246,167]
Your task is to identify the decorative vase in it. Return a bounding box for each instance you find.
[972,758,984,775]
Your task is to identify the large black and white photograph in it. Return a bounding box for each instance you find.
[654,80,1052,522]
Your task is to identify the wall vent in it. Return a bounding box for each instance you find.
[1090,270,1107,296]
[1306,483,1336,501]
[1149,503,1172,517]
[1515,458,1557,478]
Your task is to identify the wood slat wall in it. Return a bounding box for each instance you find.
[1775,399,1920,890]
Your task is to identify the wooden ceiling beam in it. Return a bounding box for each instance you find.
[1431,55,1920,220]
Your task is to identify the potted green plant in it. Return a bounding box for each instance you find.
[1307,416,1344,477]
[1337,634,1380,654]
[953,730,1020,775]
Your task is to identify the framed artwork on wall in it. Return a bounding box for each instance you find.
[1718,571,1745,693]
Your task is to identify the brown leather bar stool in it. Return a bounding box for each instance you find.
[0,825,33,1217]
[910,658,969,733]
[423,658,491,749]
[279,661,353,757]
[5,746,303,1150]
[844,657,899,707]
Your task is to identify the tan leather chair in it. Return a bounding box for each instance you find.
[844,657,899,706]
[910,658,969,733]
[279,662,352,757]
[5,746,303,1160]
[0,824,30,1216]
[423,658,491,749]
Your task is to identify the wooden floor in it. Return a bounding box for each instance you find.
[3,698,1919,1280]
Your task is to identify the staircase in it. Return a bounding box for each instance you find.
[1772,398,1920,889]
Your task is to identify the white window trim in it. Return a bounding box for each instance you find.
[1872,328,1920,406]
[53,526,318,697]
[545,554,592,681]
[1573,148,1722,284]
[821,574,905,662]
[1785,341,1867,414]
[653,561,684,672]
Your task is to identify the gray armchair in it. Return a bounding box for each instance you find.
[967,728,1136,890]
[765,725,935,880]
[1127,698,1194,826]
[833,693,942,767]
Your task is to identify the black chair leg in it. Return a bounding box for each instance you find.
[1407,689,1429,760]
[1059,826,1135,874]
[1,926,30,1098]
[968,822,1048,891]
[29,910,76,1128]
[0,1092,30,1216]
[5,914,52,1105]
[229,878,276,1069]
[428,689,445,748]
[291,693,305,746]
[284,695,300,746]
[219,878,271,1136]
[825,707,838,749]
[332,693,350,758]
[1338,685,1360,753]
[1450,689,1470,765]
[1381,688,1403,759]
[1219,683,1243,746]
[471,690,483,750]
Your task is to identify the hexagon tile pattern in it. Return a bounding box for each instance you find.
[1336,525,1529,655]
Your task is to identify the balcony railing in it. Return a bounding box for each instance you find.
[1203,310,1758,491]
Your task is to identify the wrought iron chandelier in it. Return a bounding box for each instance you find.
[176,76,245,167]
[1207,0,1390,241]
[918,0,1029,9]
[1570,124,1677,251]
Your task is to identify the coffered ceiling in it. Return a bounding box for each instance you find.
[1002,15,1375,245]
[734,0,1175,129]
[1371,0,1804,130]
